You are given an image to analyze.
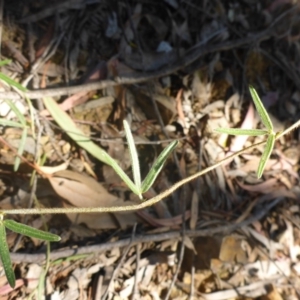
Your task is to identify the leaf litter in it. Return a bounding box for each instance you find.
[0,0,300,299]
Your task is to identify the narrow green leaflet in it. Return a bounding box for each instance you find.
[4,99,27,127]
[141,141,178,193]
[257,133,275,178]
[0,220,15,288]
[0,59,12,67]
[0,73,27,92]
[14,127,28,171]
[43,97,140,196]
[0,118,24,128]
[4,220,61,242]
[214,128,268,136]
[123,120,142,193]
[249,86,273,132]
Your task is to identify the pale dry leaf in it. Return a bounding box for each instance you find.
[242,227,283,258]
[201,100,225,115]
[26,264,43,290]
[236,178,278,194]
[0,99,26,119]
[224,93,240,122]
[49,170,120,208]
[49,291,61,300]
[40,162,69,174]
[191,72,212,103]
[240,155,298,178]
[200,277,282,300]
[242,259,291,279]
[292,262,300,275]
[140,265,155,287]
[279,220,299,262]
[121,267,146,298]
[183,236,197,254]
[63,276,79,300]
[0,279,25,296]
[49,170,140,229]
[223,104,256,167]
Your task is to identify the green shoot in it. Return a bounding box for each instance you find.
[215,86,277,179]
[0,218,15,288]
[257,133,275,178]
[123,120,142,195]
[141,140,178,193]
[249,85,273,132]
[43,96,178,199]
[0,218,61,288]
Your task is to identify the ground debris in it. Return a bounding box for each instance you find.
[0,0,300,299]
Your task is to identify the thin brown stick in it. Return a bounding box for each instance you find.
[9,197,283,264]
[1,6,296,101]
[0,25,278,100]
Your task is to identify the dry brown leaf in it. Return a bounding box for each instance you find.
[240,156,289,173]
[237,178,278,194]
[183,236,197,254]
[49,170,119,207]
[49,170,141,229]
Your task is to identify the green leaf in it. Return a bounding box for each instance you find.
[14,127,28,172]
[249,86,273,132]
[4,99,27,127]
[214,128,268,136]
[4,220,61,242]
[43,97,140,196]
[0,118,24,128]
[257,133,275,178]
[0,73,27,92]
[123,120,142,194]
[141,140,178,193]
[0,220,15,288]
[0,59,12,67]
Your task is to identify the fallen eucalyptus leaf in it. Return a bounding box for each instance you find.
[49,170,140,229]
